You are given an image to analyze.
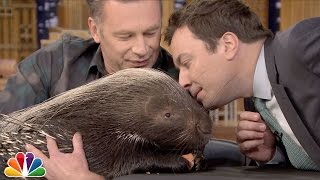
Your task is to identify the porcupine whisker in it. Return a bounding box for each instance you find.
[116,130,157,147]
[175,133,190,150]
[168,132,187,146]
[177,131,189,142]
[165,133,186,146]
[161,134,188,152]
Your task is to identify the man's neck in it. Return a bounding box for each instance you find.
[237,38,266,98]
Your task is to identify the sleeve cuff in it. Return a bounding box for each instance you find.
[266,146,286,164]
[256,146,286,166]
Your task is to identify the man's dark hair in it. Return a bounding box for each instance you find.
[164,0,273,52]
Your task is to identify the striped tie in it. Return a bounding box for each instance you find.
[254,97,320,171]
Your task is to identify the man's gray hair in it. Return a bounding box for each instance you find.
[86,0,162,23]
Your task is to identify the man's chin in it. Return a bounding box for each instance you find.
[129,63,153,69]
[201,101,210,110]
[202,101,218,111]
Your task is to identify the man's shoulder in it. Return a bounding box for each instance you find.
[291,17,320,35]
[159,47,171,57]
[27,34,98,60]
[271,17,320,56]
[286,17,320,72]
[58,33,97,50]
[277,17,320,45]
[158,47,179,80]
[18,34,99,74]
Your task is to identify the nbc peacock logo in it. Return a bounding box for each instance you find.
[4,152,46,177]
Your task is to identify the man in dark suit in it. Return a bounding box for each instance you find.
[238,17,320,170]
[164,0,320,170]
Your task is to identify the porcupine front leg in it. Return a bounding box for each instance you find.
[133,155,190,174]
[192,150,208,171]
[133,152,207,174]
[100,154,192,179]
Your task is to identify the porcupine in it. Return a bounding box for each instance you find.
[0,68,213,179]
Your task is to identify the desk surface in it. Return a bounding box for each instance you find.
[116,166,320,180]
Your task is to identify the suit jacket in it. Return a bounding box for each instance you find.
[246,17,320,167]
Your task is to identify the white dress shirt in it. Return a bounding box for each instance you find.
[252,45,307,163]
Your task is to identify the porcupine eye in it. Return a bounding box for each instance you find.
[164,113,171,118]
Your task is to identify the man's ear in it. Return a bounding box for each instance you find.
[220,32,239,60]
[88,17,101,43]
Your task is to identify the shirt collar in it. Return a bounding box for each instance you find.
[152,48,166,68]
[86,47,171,79]
[87,46,107,78]
[253,45,272,100]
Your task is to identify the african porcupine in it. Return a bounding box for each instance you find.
[0,68,212,179]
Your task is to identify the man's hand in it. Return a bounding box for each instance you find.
[25,132,104,180]
[236,111,276,163]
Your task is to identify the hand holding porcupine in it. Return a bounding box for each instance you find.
[0,68,213,179]
[25,132,105,180]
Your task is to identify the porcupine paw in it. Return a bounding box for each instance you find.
[192,151,207,171]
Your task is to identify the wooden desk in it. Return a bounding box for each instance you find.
[117,166,320,180]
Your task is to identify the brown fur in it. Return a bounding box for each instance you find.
[0,68,212,179]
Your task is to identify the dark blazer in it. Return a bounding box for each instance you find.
[263,17,320,167]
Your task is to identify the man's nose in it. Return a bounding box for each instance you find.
[132,36,148,57]
[179,69,191,89]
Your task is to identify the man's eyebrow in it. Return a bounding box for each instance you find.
[113,30,132,36]
[175,53,190,66]
[145,24,161,32]
[113,25,161,36]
